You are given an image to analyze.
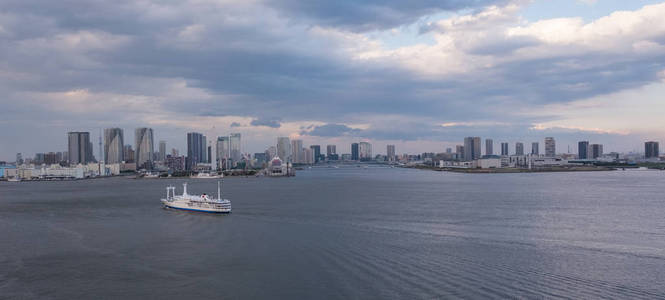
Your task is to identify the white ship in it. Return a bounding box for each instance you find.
[190,172,223,179]
[161,182,231,213]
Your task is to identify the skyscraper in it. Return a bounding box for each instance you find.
[310,145,321,163]
[277,137,291,162]
[217,136,230,170]
[291,139,303,163]
[186,132,205,170]
[123,145,135,163]
[135,128,154,169]
[159,140,166,161]
[15,153,23,165]
[456,145,465,160]
[531,142,539,155]
[645,141,659,159]
[68,132,91,165]
[326,144,337,160]
[359,142,372,161]
[387,145,396,161]
[515,142,524,155]
[464,137,481,161]
[501,142,508,156]
[578,141,589,159]
[230,133,241,165]
[590,144,603,159]
[545,137,556,157]
[104,128,124,164]
[485,139,493,156]
[351,143,359,161]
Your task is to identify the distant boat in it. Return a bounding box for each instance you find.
[161,182,231,213]
[190,172,223,179]
[143,172,160,178]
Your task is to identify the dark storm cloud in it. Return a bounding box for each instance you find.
[302,124,361,137]
[250,118,282,128]
[265,0,510,31]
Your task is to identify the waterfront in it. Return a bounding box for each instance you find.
[1,167,664,298]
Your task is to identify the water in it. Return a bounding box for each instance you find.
[1,167,665,299]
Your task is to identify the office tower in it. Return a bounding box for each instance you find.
[104,128,124,164]
[359,142,372,161]
[310,145,321,163]
[186,132,205,170]
[456,145,465,160]
[202,135,207,163]
[501,142,509,156]
[545,137,556,157]
[277,137,291,162]
[291,139,304,163]
[304,148,314,164]
[207,145,212,164]
[266,146,277,159]
[135,128,154,169]
[590,144,603,159]
[531,142,539,155]
[123,145,135,163]
[68,132,91,165]
[351,143,359,161]
[159,141,166,161]
[515,142,524,155]
[230,133,241,165]
[485,139,493,156]
[387,145,396,162]
[171,148,179,157]
[326,144,336,156]
[16,153,23,165]
[464,137,481,161]
[645,141,659,158]
[217,136,230,170]
[578,141,589,159]
[44,152,58,165]
[446,148,452,154]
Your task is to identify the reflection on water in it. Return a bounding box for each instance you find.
[1,167,664,298]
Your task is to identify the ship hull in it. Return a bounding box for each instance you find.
[163,204,230,213]
[161,199,231,213]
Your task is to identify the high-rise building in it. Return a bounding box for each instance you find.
[230,133,241,165]
[277,137,291,162]
[578,141,589,159]
[359,142,372,161]
[68,132,91,165]
[104,128,124,164]
[158,140,166,161]
[326,145,337,158]
[485,139,493,156]
[501,142,509,156]
[310,145,321,163]
[351,143,359,161]
[135,128,154,169]
[515,142,524,155]
[446,148,452,154]
[456,145,465,160]
[186,132,205,170]
[545,137,556,157]
[44,152,58,165]
[464,137,481,161]
[16,153,23,165]
[216,136,230,170]
[645,141,660,159]
[590,144,603,159]
[531,142,539,155]
[291,139,304,163]
[304,147,314,164]
[123,145,135,163]
[387,145,396,162]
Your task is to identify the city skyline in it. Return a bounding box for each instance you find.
[2,1,665,160]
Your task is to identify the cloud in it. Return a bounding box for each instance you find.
[0,0,664,159]
[301,123,361,137]
[250,117,282,128]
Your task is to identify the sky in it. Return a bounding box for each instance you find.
[1,0,665,160]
